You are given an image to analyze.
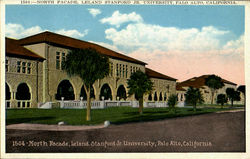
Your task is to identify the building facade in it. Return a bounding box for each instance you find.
[6,31,177,108]
[176,75,244,105]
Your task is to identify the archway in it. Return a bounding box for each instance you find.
[164,93,167,101]
[6,83,11,108]
[56,80,75,100]
[16,83,31,108]
[16,83,31,100]
[6,83,11,100]
[117,85,127,100]
[159,92,163,101]
[148,94,152,101]
[154,92,158,101]
[80,85,95,100]
[100,84,112,100]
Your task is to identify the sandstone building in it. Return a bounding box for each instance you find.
[5,31,177,108]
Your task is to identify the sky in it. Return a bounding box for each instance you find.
[5,5,245,85]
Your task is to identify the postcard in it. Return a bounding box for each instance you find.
[1,0,249,158]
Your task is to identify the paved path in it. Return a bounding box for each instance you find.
[6,111,245,152]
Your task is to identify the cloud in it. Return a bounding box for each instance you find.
[6,23,44,39]
[55,29,88,38]
[105,23,230,53]
[100,10,143,28]
[102,12,244,84]
[88,8,101,17]
[6,23,88,39]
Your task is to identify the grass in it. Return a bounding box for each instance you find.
[6,106,238,126]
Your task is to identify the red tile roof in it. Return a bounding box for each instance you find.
[6,38,45,60]
[18,31,146,65]
[177,74,236,89]
[146,68,177,81]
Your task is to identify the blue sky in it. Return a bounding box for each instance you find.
[5,5,245,84]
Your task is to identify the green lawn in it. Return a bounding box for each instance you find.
[6,107,237,126]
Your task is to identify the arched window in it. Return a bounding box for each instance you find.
[117,85,127,100]
[100,84,112,100]
[80,85,95,100]
[164,92,167,101]
[154,92,158,101]
[56,80,75,100]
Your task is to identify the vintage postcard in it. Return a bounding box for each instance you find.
[0,0,249,158]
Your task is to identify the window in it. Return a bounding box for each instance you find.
[17,61,21,73]
[125,65,128,78]
[27,62,31,74]
[5,59,9,72]
[116,64,119,77]
[122,65,125,78]
[130,66,132,74]
[22,62,26,73]
[61,52,66,70]
[56,52,60,69]
[119,64,122,77]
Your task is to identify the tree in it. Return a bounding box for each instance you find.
[217,94,227,108]
[205,75,224,105]
[226,88,241,107]
[237,85,245,106]
[185,87,204,111]
[63,48,109,121]
[127,70,153,114]
[167,94,178,113]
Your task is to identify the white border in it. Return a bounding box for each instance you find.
[1,0,249,158]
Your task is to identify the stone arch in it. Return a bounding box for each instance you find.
[80,85,95,100]
[154,92,158,101]
[100,83,112,100]
[5,83,11,100]
[16,83,31,100]
[164,92,167,101]
[159,92,163,101]
[148,93,152,101]
[117,85,127,100]
[55,80,75,100]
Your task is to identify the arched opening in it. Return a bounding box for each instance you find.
[159,92,163,101]
[6,83,11,108]
[16,83,31,100]
[80,85,95,100]
[154,92,158,101]
[164,93,167,101]
[117,85,127,100]
[56,80,75,100]
[6,83,11,100]
[16,83,31,108]
[100,84,112,100]
[148,94,152,101]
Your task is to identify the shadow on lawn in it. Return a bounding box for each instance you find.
[6,117,55,125]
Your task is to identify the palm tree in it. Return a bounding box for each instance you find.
[205,75,224,105]
[185,87,204,111]
[167,94,178,113]
[237,85,245,106]
[127,70,153,114]
[216,94,227,108]
[226,88,241,107]
[63,48,109,121]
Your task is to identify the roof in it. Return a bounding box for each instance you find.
[178,74,237,89]
[18,31,146,65]
[176,84,186,91]
[6,38,45,61]
[146,68,177,81]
